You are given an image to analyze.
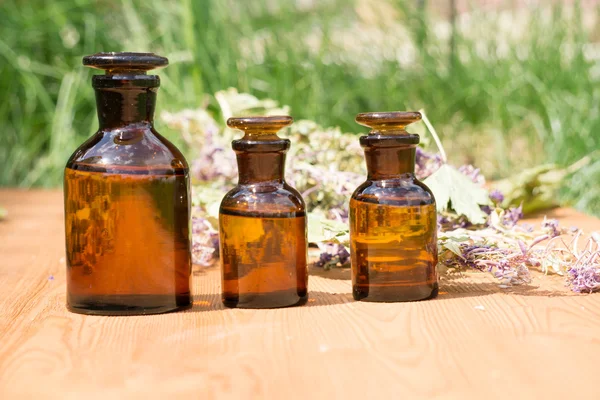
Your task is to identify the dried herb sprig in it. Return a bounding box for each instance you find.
[165,89,599,294]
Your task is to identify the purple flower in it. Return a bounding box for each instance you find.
[458,165,485,185]
[191,212,220,266]
[542,218,561,238]
[502,205,523,227]
[192,146,237,182]
[415,147,443,180]
[568,260,600,293]
[480,205,493,215]
[489,189,504,204]
[443,242,532,286]
[314,243,351,269]
[438,214,472,230]
[337,245,350,265]
[315,252,333,268]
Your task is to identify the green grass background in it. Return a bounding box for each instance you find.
[1,0,599,215]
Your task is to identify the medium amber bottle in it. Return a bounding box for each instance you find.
[350,112,438,302]
[64,52,192,315]
[219,116,308,308]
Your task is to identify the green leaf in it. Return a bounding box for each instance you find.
[192,184,226,216]
[443,241,464,258]
[438,231,470,242]
[424,164,491,224]
[307,212,348,244]
[492,155,594,215]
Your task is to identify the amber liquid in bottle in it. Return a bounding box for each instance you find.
[350,112,438,302]
[64,53,192,315]
[219,117,308,308]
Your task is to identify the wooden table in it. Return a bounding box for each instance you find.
[1,189,600,399]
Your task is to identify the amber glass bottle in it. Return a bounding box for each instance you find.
[350,112,438,302]
[64,53,192,315]
[219,116,308,308]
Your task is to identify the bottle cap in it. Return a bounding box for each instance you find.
[356,111,421,135]
[356,111,421,146]
[83,52,168,75]
[227,116,293,138]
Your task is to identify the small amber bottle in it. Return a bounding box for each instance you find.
[350,112,438,302]
[219,116,308,308]
[64,53,192,315]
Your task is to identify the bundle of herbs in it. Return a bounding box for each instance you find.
[162,89,600,293]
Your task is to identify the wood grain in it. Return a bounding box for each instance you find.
[1,189,600,400]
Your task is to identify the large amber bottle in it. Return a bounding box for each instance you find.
[219,116,308,308]
[350,112,438,302]
[64,53,192,315]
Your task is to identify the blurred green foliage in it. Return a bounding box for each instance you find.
[0,0,598,215]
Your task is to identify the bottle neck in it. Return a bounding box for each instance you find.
[364,145,416,180]
[236,151,287,184]
[95,87,157,130]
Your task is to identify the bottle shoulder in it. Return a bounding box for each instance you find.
[65,124,188,173]
[351,178,435,207]
[220,182,305,216]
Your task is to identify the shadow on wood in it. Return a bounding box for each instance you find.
[188,291,354,312]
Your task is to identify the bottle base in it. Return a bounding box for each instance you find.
[353,283,438,302]
[222,290,308,309]
[67,294,192,316]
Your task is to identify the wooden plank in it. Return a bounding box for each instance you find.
[1,189,599,399]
